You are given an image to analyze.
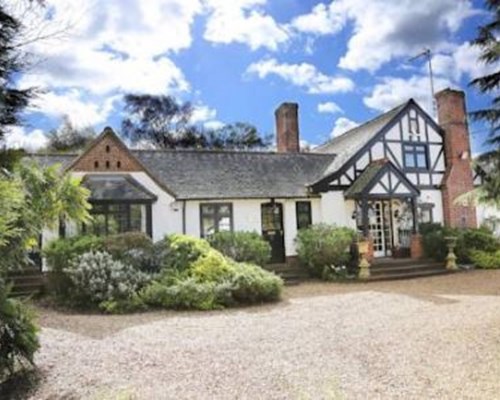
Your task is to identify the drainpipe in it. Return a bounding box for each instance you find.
[182,200,186,235]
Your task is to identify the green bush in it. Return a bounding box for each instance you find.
[43,235,104,298]
[208,231,271,266]
[470,250,500,269]
[64,251,150,311]
[159,234,212,273]
[229,263,282,304]
[191,249,235,282]
[295,224,355,278]
[0,284,39,382]
[421,225,499,263]
[141,278,221,310]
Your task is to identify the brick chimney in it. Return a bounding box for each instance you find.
[435,88,477,228]
[275,102,300,153]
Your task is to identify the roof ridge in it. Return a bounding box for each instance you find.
[315,100,409,150]
[132,148,335,157]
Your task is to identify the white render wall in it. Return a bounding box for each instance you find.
[319,191,357,230]
[477,204,500,236]
[419,189,444,224]
[184,198,322,257]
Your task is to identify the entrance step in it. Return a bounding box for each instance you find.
[368,258,448,280]
[7,267,44,297]
[265,264,309,285]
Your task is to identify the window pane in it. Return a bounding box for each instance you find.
[405,152,415,167]
[92,214,107,235]
[201,205,215,215]
[130,204,143,232]
[296,201,312,230]
[218,205,231,215]
[217,216,231,232]
[202,216,216,237]
[416,153,427,168]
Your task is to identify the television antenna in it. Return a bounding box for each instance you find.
[408,48,436,118]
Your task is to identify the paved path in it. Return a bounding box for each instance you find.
[28,271,500,399]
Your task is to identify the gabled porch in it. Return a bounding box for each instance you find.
[346,159,423,260]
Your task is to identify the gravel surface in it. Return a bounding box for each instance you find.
[28,270,500,399]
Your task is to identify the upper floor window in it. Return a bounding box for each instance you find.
[403,143,428,169]
[296,201,312,230]
[200,203,233,237]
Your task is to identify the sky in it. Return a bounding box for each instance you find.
[4,0,497,154]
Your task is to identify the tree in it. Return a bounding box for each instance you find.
[468,0,500,205]
[121,94,270,150]
[45,116,96,152]
[0,3,34,142]
[0,162,91,381]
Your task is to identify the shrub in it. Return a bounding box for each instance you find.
[64,251,150,309]
[296,224,355,278]
[158,234,212,273]
[470,250,500,269]
[103,232,159,274]
[43,235,104,298]
[0,284,39,382]
[191,249,235,282]
[141,278,220,311]
[228,263,282,304]
[421,225,499,263]
[208,231,271,266]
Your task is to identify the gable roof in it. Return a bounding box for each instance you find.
[27,149,335,200]
[344,159,419,199]
[313,101,408,179]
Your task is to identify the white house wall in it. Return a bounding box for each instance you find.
[476,204,500,236]
[419,189,444,224]
[184,198,321,257]
[320,191,357,230]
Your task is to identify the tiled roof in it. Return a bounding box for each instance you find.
[82,174,157,201]
[313,102,407,178]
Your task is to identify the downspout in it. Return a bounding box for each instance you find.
[182,200,186,235]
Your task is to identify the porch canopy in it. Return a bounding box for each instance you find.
[344,159,420,237]
[82,174,157,203]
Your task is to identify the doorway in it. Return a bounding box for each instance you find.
[368,200,393,258]
[261,202,285,263]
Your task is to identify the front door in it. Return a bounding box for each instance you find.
[368,200,393,258]
[261,203,285,263]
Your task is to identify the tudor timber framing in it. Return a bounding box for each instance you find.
[311,100,446,193]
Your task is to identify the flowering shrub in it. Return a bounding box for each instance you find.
[65,251,150,308]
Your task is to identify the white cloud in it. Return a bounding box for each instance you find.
[203,0,289,51]
[29,89,119,128]
[3,127,48,151]
[246,58,354,94]
[318,101,343,114]
[292,0,477,72]
[204,120,225,130]
[363,75,454,114]
[191,105,217,124]
[330,117,358,137]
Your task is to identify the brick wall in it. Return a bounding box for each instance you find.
[435,89,477,228]
[71,128,144,173]
[275,102,300,153]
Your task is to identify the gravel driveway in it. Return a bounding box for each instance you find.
[23,271,500,399]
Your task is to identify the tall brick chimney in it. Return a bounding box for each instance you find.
[275,102,300,153]
[435,88,477,228]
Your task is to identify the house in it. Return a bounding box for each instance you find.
[31,88,494,267]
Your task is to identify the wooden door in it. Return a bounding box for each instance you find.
[261,203,285,264]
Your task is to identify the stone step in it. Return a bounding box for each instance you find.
[367,268,449,281]
[7,268,44,297]
[370,263,445,275]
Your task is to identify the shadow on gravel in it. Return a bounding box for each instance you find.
[0,369,41,400]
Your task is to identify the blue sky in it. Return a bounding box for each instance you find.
[5,0,496,154]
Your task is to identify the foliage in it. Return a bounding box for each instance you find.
[43,235,104,297]
[45,116,96,152]
[191,249,234,282]
[421,224,499,263]
[470,249,500,269]
[0,162,91,275]
[121,94,269,150]
[0,284,39,382]
[159,234,212,274]
[0,4,34,141]
[295,224,356,278]
[208,231,271,266]
[0,148,26,171]
[140,278,220,311]
[228,262,282,304]
[468,0,500,206]
[321,265,349,281]
[65,251,150,309]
